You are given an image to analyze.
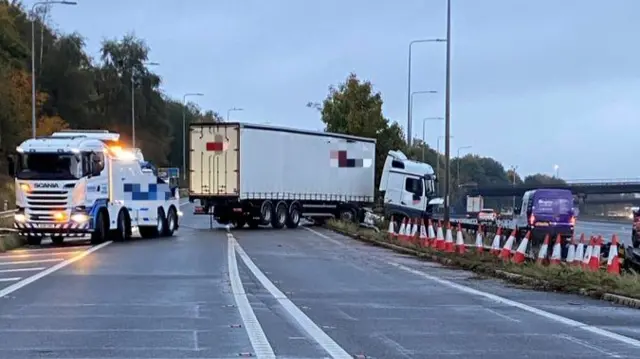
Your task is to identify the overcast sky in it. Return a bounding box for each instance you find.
[34,0,639,180]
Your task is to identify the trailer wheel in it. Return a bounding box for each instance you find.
[286,203,301,229]
[260,201,273,225]
[271,202,287,229]
[91,209,108,245]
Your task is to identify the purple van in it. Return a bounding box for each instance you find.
[516,188,575,244]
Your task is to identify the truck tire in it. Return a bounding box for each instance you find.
[113,209,131,242]
[51,236,64,245]
[91,210,108,245]
[339,208,357,223]
[286,203,301,229]
[163,207,178,237]
[271,202,287,229]
[260,201,273,225]
[139,208,165,239]
[26,235,42,246]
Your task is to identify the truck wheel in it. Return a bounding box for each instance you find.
[139,208,164,239]
[260,201,273,225]
[339,208,357,223]
[163,207,178,236]
[113,209,131,242]
[271,202,287,229]
[26,236,42,246]
[51,236,64,245]
[91,210,108,245]
[286,204,301,229]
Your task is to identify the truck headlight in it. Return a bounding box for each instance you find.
[70,213,89,223]
[14,213,28,222]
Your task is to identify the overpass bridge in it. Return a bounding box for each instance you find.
[464,179,640,197]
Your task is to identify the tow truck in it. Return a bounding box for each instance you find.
[6,130,181,245]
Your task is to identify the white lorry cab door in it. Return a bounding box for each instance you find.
[382,171,404,207]
[402,175,426,213]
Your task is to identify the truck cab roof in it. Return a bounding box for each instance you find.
[379,150,435,191]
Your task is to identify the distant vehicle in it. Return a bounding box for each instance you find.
[477,208,497,224]
[514,188,575,244]
[466,196,483,216]
[632,208,640,248]
[378,150,443,230]
[188,122,375,228]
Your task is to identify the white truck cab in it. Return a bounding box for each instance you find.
[378,150,443,224]
[7,130,181,245]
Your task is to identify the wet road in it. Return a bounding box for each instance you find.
[0,204,638,358]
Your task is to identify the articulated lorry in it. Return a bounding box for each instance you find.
[188,122,376,228]
[6,130,181,245]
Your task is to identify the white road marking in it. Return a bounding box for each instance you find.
[0,267,45,273]
[226,233,275,359]
[0,251,80,259]
[0,258,62,265]
[389,261,640,349]
[483,307,521,323]
[230,233,352,359]
[0,241,112,298]
[303,226,345,247]
[0,277,21,282]
[559,334,622,358]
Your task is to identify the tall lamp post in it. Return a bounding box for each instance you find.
[182,93,204,181]
[227,107,243,122]
[405,39,446,146]
[510,165,518,209]
[443,0,453,224]
[131,61,159,148]
[30,0,77,138]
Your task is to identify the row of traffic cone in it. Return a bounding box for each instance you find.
[387,217,621,275]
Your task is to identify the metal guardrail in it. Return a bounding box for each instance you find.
[0,210,16,219]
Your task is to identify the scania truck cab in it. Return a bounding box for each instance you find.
[378,150,443,229]
[7,130,181,245]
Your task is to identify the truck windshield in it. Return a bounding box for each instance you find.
[16,153,84,180]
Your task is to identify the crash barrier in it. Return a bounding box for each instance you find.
[387,217,626,275]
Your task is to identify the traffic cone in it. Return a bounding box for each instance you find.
[588,236,602,272]
[536,234,550,265]
[475,226,484,253]
[490,228,502,256]
[456,223,466,254]
[565,236,576,265]
[512,231,530,264]
[549,234,562,265]
[607,234,620,275]
[444,224,455,252]
[582,237,594,270]
[397,219,407,242]
[435,223,445,250]
[418,219,428,247]
[387,217,396,239]
[574,234,585,267]
[427,219,436,247]
[499,229,516,261]
[409,219,418,244]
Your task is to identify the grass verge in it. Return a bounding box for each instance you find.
[326,219,640,308]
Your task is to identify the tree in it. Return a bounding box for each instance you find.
[310,73,406,190]
[36,115,69,135]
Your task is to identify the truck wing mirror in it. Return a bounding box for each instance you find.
[6,155,15,177]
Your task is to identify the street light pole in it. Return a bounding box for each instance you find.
[456,145,472,188]
[406,39,446,146]
[510,165,518,209]
[421,117,444,161]
[443,0,453,224]
[131,61,159,148]
[182,93,204,181]
[226,107,243,122]
[30,1,76,138]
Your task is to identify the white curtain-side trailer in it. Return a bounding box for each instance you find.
[188,122,376,229]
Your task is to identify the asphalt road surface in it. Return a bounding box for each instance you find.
[0,204,639,358]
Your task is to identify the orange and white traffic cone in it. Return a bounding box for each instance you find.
[427,220,436,247]
[582,237,594,270]
[574,233,585,266]
[409,219,418,244]
[499,229,516,261]
[475,226,484,253]
[512,231,530,264]
[397,219,407,242]
[435,223,445,250]
[490,228,502,256]
[536,234,550,265]
[456,223,466,254]
[607,234,621,275]
[444,224,455,253]
[588,236,602,272]
[387,217,396,240]
[418,219,428,247]
[549,234,562,265]
[565,236,576,265]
